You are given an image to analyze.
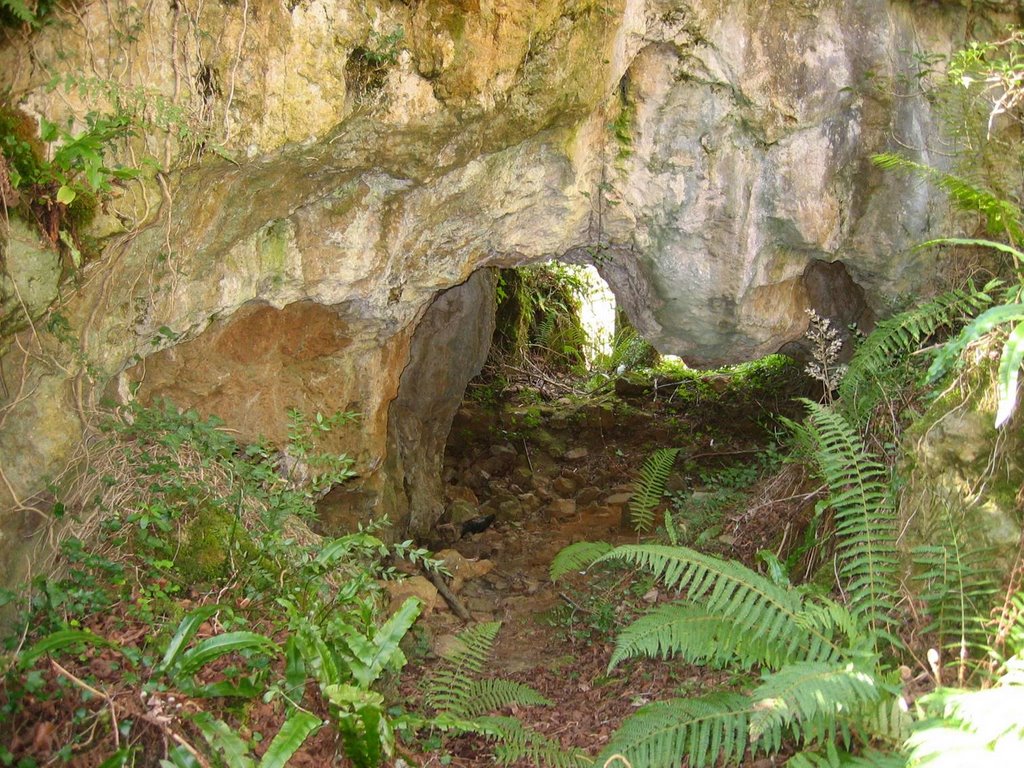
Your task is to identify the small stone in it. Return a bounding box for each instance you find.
[576,486,603,505]
[496,498,523,523]
[432,632,468,658]
[642,587,659,603]
[552,476,579,496]
[517,492,541,513]
[665,472,688,494]
[447,499,479,526]
[486,574,511,590]
[547,499,577,520]
[604,492,633,506]
[565,447,589,461]
[436,549,495,593]
[383,576,438,616]
[446,485,479,505]
[511,466,533,486]
[465,596,495,613]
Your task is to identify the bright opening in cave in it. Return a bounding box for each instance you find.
[571,263,617,366]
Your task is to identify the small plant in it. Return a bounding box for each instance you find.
[803,308,847,405]
[417,622,590,767]
[1,103,141,270]
[551,401,909,767]
[628,448,680,533]
[346,27,406,101]
[0,0,56,29]
[0,400,441,767]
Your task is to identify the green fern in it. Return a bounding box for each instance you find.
[906,667,1024,768]
[549,540,612,582]
[839,281,996,416]
[595,544,847,664]
[912,540,999,678]
[861,696,914,748]
[748,660,882,748]
[609,603,782,671]
[928,299,1024,427]
[590,532,898,766]
[787,741,906,767]
[1,0,34,23]
[420,622,585,767]
[872,154,1024,242]
[480,716,591,768]
[795,401,900,646]
[598,692,752,768]
[629,448,680,532]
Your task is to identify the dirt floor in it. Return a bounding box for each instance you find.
[398,370,815,766]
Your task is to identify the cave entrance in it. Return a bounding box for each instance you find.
[487,261,619,377]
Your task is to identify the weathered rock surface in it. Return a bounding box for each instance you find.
[0,0,1010,585]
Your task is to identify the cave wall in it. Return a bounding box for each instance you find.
[1,0,1016,585]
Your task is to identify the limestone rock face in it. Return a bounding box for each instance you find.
[0,0,1003,585]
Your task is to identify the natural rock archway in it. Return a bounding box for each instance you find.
[0,0,1000,585]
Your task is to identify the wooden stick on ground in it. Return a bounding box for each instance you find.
[422,567,473,623]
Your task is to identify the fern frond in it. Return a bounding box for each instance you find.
[787,742,906,767]
[748,661,882,749]
[839,282,996,412]
[421,623,574,766]
[535,312,558,350]
[422,622,501,714]
[871,154,1024,242]
[927,302,1024,384]
[912,541,999,671]
[549,541,613,582]
[456,679,553,719]
[595,544,845,663]
[475,716,592,767]
[906,682,1024,768]
[599,692,752,768]
[629,448,680,532]
[858,696,914,748]
[608,603,779,671]
[800,402,899,643]
[795,598,862,645]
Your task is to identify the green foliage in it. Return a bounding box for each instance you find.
[911,539,999,682]
[1,400,439,767]
[906,654,1024,767]
[576,539,895,767]
[549,541,614,582]
[594,545,850,666]
[560,395,917,767]
[419,622,588,767]
[598,692,752,768]
[592,324,659,375]
[491,263,590,370]
[872,154,1023,243]
[926,290,1024,427]
[0,101,141,269]
[747,660,882,747]
[346,27,406,100]
[946,28,1024,147]
[191,708,322,768]
[838,281,997,422]
[790,401,900,647]
[607,603,776,671]
[628,448,680,533]
[0,0,56,29]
